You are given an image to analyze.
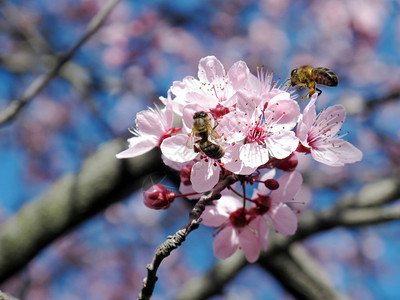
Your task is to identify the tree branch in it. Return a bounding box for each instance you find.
[176,252,248,300]
[139,174,239,300]
[0,139,167,284]
[259,243,350,300]
[0,0,121,126]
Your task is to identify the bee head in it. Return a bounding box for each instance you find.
[290,68,298,85]
[193,111,208,119]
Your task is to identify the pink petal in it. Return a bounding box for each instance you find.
[238,227,261,263]
[239,143,269,169]
[161,154,190,171]
[179,182,199,200]
[268,204,298,236]
[163,92,175,129]
[302,94,318,128]
[218,112,247,143]
[160,134,198,163]
[272,171,303,203]
[198,56,225,83]
[265,131,298,159]
[190,159,220,193]
[228,60,250,90]
[216,195,243,213]
[266,98,300,130]
[296,115,310,146]
[253,217,270,250]
[136,109,165,137]
[311,138,362,166]
[235,90,262,116]
[213,226,239,260]
[317,105,346,136]
[116,136,158,158]
[185,92,218,109]
[201,205,229,227]
[222,144,257,175]
[288,186,311,214]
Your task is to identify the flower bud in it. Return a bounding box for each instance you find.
[274,152,298,172]
[143,184,175,210]
[264,179,279,190]
[180,164,192,186]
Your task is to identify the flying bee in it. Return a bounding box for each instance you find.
[290,65,338,100]
[186,111,225,159]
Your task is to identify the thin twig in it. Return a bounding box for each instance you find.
[138,174,239,300]
[0,0,121,126]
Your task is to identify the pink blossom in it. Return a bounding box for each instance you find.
[296,94,363,166]
[116,93,181,159]
[220,93,300,174]
[201,196,262,263]
[250,170,307,249]
[168,56,252,116]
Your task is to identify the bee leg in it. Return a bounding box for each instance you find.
[301,88,314,101]
[316,88,322,96]
[193,145,201,153]
[212,119,219,130]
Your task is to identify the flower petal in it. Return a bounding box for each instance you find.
[198,56,225,83]
[222,144,257,175]
[190,159,220,192]
[302,94,318,128]
[116,136,158,158]
[228,60,250,90]
[238,227,261,263]
[136,108,165,137]
[265,131,298,159]
[268,204,298,236]
[253,217,270,250]
[160,134,198,163]
[179,182,199,200]
[317,105,346,136]
[266,97,300,131]
[201,205,229,227]
[213,226,239,260]
[272,171,303,203]
[239,143,269,169]
[311,138,362,166]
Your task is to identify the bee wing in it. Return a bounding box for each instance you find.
[184,133,198,155]
[210,129,222,141]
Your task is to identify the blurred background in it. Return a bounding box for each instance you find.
[0,0,400,299]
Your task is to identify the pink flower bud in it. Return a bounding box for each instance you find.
[264,179,279,190]
[273,152,298,172]
[180,164,192,186]
[143,184,175,210]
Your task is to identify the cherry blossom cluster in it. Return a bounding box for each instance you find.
[116,56,362,262]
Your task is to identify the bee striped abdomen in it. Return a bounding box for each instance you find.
[199,140,225,159]
[313,67,338,87]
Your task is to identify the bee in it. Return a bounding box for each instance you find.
[197,140,225,160]
[188,111,225,159]
[290,65,338,99]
